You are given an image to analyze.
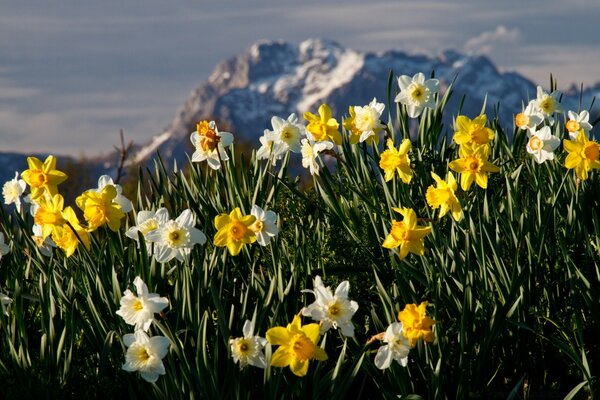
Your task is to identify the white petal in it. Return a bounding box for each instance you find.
[175,209,195,228]
[242,320,253,338]
[334,281,350,299]
[374,345,393,369]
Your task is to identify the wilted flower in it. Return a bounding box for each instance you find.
[395,72,439,118]
[122,330,170,383]
[3,172,26,211]
[116,276,169,332]
[94,175,133,213]
[566,110,593,140]
[213,207,256,256]
[426,171,462,221]
[373,322,411,369]
[379,139,412,183]
[300,137,334,176]
[382,208,431,260]
[397,302,436,347]
[266,315,328,377]
[146,209,207,263]
[304,103,341,144]
[301,275,358,337]
[448,143,500,190]
[563,131,600,181]
[453,115,495,146]
[21,155,67,200]
[249,205,279,246]
[190,120,234,170]
[526,126,560,164]
[229,319,268,369]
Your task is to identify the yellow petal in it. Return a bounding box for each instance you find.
[270,347,291,367]
[301,323,321,344]
[266,327,292,346]
[290,358,309,377]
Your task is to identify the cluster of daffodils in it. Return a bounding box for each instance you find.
[515,86,599,179]
[116,276,170,383]
[374,301,436,369]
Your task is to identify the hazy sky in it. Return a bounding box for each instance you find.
[1,0,599,156]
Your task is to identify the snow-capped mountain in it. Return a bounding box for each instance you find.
[132,38,599,164]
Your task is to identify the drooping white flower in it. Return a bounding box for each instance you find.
[190,120,234,170]
[249,205,279,246]
[526,126,560,164]
[94,175,133,213]
[0,232,10,260]
[229,319,268,369]
[116,276,169,332]
[270,113,306,154]
[1,292,12,316]
[2,172,26,211]
[145,209,207,263]
[395,72,439,118]
[122,330,170,383]
[32,224,55,257]
[256,130,287,166]
[374,322,411,369]
[534,86,563,125]
[300,138,334,176]
[301,275,358,337]
[126,208,170,253]
[515,100,544,131]
[566,110,593,140]
[352,98,386,143]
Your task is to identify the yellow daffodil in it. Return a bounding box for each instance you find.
[448,143,499,191]
[34,194,66,239]
[397,301,436,347]
[382,208,431,260]
[426,172,462,221]
[304,103,341,144]
[266,315,328,377]
[453,115,495,146]
[21,155,67,200]
[213,207,256,256]
[76,185,125,232]
[52,207,90,257]
[343,106,361,144]
[563,131,600,181]
[379,138,412,183]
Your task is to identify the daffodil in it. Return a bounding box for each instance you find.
[270,113,306,153]
[563,131,600,180]
[213,207,256,256]
[256,130,287,166]
[301,275,358,337]
[453,115,495,146]
[116,276,169,332]
[0,232,10,260]
[34,194,66,240]
[395,72,439,118]
[448,143,500,190]
[382,208,431,260]
[52,207,90,257]
[304,103,341,144]
[300,138,334,176]
[20,155,67,200]
[31,224,55,257]
[190,120,234,170]
[3,172,26,211]
[122,330,170,383]
[76,185,125,232]
[373,322,411,369]
[126,208,170,253]
[146,209,207,263]
[426,172,462,221]
[534,86,563,124]
[343,98,385,145]
[249,205,279,246]
[397,302,436,347]
[526,126,560,164]
[379,139,412,183]
[266,315,328,377]
[566,110,593,140]
[515,101,543,131]
[230,320,268,369]
[94,175,133,213]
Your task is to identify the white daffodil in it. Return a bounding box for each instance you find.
[122,330,170,383]
[256,130,287,166]
[526,126,560,164]
[395,72,439,118]
[374,322,411,370]
[94,175,133,213]
[270,113,306,154]
[0,232,10,260]
[566,110,593,140]
[126,208,170,253]
[229,319,268,369]
[190,120,234,170]
[515,100,544,131]
[249,205,279,246]
[32,224,55,257]
[145,209,207,263]
[301,275,358,337]
[2,172,26,212]
[352,98,386,143]
[116,276,169,332]
[534,86,563,125]
[1,292,12,316]
[300,138,334,176]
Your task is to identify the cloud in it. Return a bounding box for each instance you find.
[464,25,520,55]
